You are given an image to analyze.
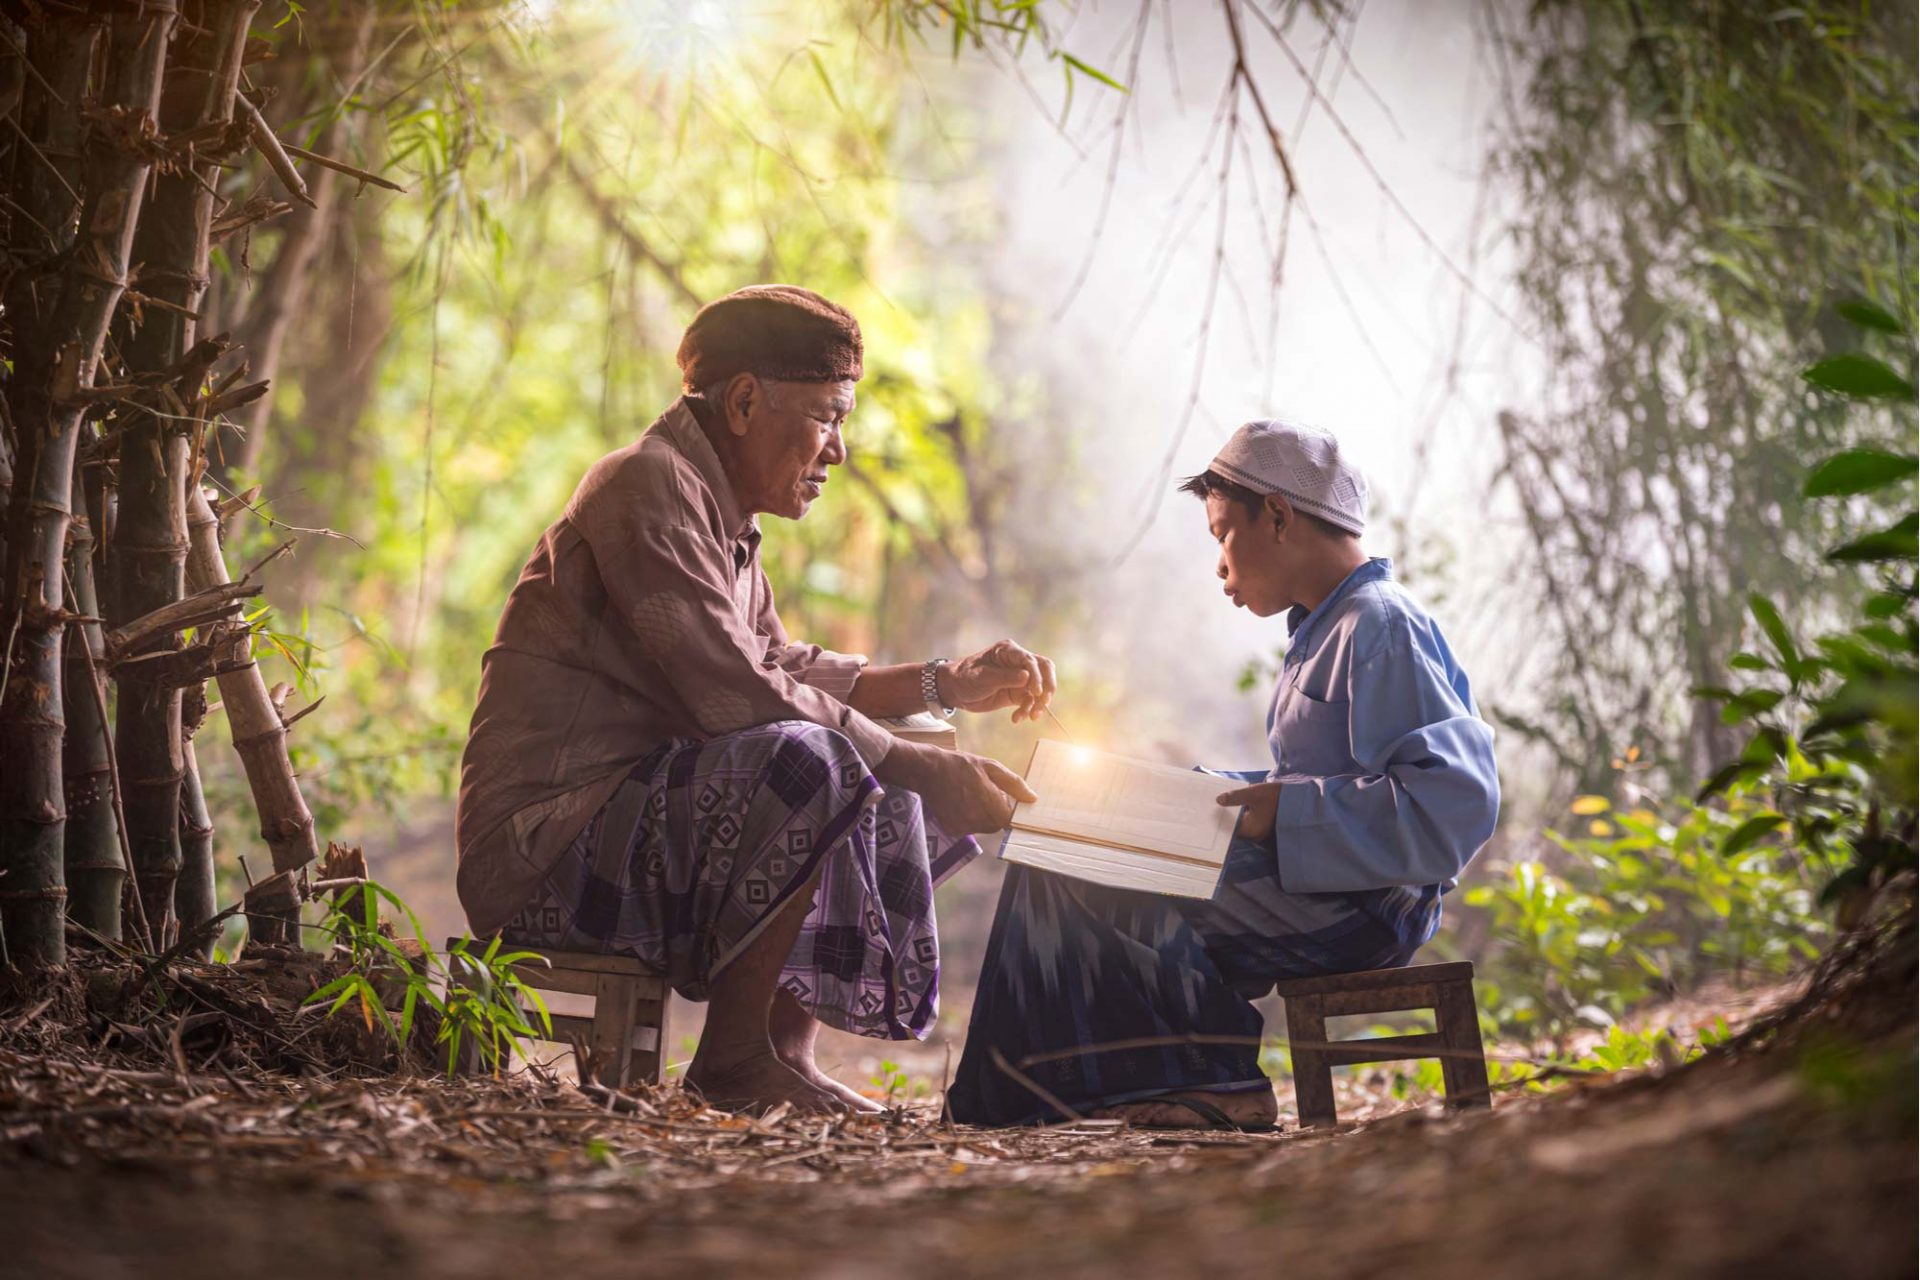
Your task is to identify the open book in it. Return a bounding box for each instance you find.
[1000,740,1238,899]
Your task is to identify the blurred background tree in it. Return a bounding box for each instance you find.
[1485,0,1917,792]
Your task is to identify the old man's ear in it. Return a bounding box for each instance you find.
[721,373,762,436]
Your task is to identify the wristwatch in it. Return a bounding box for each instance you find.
[922,657,956,719]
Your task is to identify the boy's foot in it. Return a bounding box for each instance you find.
[685,1050,848,1116]
[1089,1087,1280,1131]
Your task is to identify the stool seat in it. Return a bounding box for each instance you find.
[447,938,671,1088]
[1272,960,1490,1128]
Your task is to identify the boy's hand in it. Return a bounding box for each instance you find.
[1216,781,1282,842]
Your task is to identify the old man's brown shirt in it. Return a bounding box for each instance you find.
[455,398,895,934]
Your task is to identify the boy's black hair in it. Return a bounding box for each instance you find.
[1177,470,1357,539]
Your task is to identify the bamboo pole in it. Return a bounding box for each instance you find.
[183,482,318,893]
[0,1,179,970]
[175,738,217,958]
[61,466,124,938]
[108,0,261,942]
[0,9,101,579]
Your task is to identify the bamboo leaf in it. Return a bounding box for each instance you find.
[1747,593,1800,674]
[1060,53,1128,93]
[1835,297,1904,334]
[1827,513,1919,564]
[1804,448,1919,497]
[1802,353,1916,400]
[1720,813,1786,857]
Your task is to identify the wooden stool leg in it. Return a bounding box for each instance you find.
[589,973,639,1087]
[629,990,667,1085]
[1436,980,1492,1110]
[1284,996,1339,1128]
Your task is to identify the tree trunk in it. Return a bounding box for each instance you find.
[61,466,124,938]
[215,2,379,487]
[176,738,217,958]
[0,1,177,970]
[109,0,260,944]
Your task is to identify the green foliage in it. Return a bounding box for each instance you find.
[304,881,552,1075]
[1696,314,1919,923]
[1466,778,1839,1043]
[1490,0,1918,788]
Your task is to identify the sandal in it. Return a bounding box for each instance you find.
[1096,1093,1279,1133]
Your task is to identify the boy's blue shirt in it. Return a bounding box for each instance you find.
[1261,557,1499,893]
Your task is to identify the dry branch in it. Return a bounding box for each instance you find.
[282,140,409,192]
[235,94,315,208]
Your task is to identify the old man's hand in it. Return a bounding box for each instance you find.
[941,639,1058,724]
[878,742,1038,835]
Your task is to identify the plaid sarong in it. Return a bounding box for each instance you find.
[501,721,978,1040]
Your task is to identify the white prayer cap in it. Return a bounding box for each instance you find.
[1207,419,1369,537]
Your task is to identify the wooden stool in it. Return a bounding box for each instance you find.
[446,939,671,1088]
[1273,960,1491,1128]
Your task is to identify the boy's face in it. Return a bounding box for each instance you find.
[1205,492,1295,618]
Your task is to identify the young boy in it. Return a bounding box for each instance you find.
[948,419,1499,1129]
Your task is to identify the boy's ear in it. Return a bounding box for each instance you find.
[1264,492,1293,537]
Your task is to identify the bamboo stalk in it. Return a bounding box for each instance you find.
[175,738,217,958]
[184,482,318,881]
[0,1,178,971]
[108,0,260,942]
[61,466,124,938]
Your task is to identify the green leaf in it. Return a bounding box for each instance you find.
[1696,761,1767,802]
[1864,591,1914,620]
[806,47,843,114]
[1721,812,1787,856]
[1747,594,1800,674]
[1718,688,1785,724]
[1060,53,1128,93]
[1836,298,1904,334]
[1827,513,1919,564]
[1802,354,1916,400]
[1804,449,1919,497]
[1728,652,1773,672]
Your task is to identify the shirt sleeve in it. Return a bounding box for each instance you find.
[1270,621,1500,892]
[751,567,871,699]
[580,511,894,764]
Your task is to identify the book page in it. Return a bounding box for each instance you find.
[1012,740,1237,864]
[1001,831,1225,899]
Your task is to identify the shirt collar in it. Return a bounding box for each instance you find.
[1285,557,1393,654]
[655,396,760,548]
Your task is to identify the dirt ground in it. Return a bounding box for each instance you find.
[2,923,1913,1280]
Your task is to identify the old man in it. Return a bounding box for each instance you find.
[457,285,1053,1114]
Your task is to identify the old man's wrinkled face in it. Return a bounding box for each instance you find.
[720,376,855,520]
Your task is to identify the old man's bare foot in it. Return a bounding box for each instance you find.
[685,1051,847,1116]
[780,1057,886,1113]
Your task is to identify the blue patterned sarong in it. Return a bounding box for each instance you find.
[502,721,978,1040]
[947,770,1441,1125]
